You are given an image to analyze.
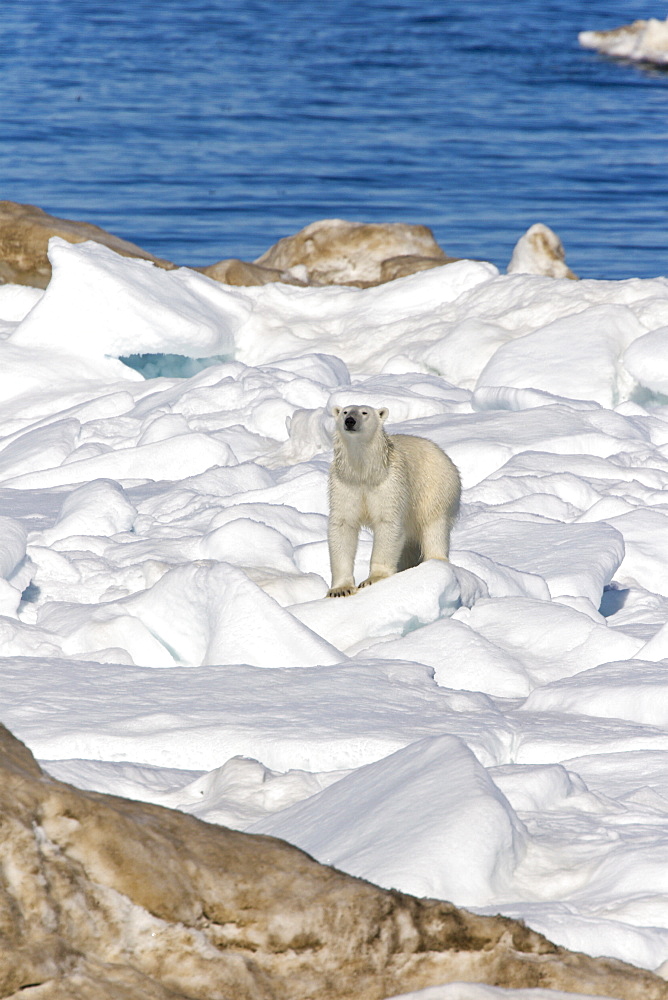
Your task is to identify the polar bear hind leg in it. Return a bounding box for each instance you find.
[358,517,406,588]
[419,514,453,562]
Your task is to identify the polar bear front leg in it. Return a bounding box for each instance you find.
[358,519,404,589]
[327,519,360,597]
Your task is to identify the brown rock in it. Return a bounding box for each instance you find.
[1,723,667,1000]
[0,204,455,291]
[197,257,308,286]
[254,218,450,286]
[0,201,175,289]
[379,253,460,283]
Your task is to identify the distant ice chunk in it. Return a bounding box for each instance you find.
[605,507,668,598]
[489,762,597,815]
[0,515,27,580]
[121,561,342,668]
[580,18,668,66]
[31,558,342,669]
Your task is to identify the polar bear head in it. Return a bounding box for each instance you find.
[332,404,389,438]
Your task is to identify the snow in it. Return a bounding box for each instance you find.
[388,987,622,1000]
[248,734,529,907]
[4,238,668,990]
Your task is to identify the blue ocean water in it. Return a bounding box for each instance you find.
[1,1,666,280]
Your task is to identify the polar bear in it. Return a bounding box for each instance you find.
[327,404,461,597]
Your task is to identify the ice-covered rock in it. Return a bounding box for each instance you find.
[253,217,451,286]
[4,722,665,1000]
[198,256,309,286]
[507,223,577,279]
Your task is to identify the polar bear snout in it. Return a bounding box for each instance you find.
[344,415,357,431]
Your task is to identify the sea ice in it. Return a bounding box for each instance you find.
[2,237,668,975]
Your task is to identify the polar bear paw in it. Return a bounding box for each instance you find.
[326,584,358,598]
[358,571,392,589]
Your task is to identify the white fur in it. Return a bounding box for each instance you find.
[327,405,461,597]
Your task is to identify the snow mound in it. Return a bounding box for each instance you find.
[520,659,668,729]
[250,735,528,906]
[290,560,463,652]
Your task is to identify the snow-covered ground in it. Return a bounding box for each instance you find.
[3,238,668,995]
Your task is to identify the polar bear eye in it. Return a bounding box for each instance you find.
[361,410,368,415]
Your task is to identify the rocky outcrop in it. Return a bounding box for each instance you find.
[0,201,175,288]
[1,202,579,292]
[0,203,457,291]
[380,253,459,283]
[197,257,308,286]
[507,223,578,279]
[254,218,454,286]
[1,723,667,1000]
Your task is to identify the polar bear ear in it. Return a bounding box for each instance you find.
[332,406,341,418]
[377,407,389,422]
